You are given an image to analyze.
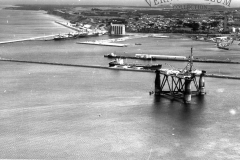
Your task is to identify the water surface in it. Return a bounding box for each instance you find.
[0,7,239,159]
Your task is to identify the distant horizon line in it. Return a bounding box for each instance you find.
[5,3,240,8]
[5,3,240,9]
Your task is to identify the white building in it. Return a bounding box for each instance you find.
[110,23,125,35]
[231,27,240,33]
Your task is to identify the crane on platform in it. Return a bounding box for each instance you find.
[160,48,202,78]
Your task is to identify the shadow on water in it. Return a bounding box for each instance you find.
[152,94,206,111]
[151,94,207,136]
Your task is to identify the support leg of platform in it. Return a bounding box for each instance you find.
[199,70,206,95]
[155,70,161,95]
[184,78,192,103]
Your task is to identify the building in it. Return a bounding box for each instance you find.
[231,27,240,33]
[110,23,125,35]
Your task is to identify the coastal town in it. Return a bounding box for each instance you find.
[9,4,240,35]
[3,4,239,50]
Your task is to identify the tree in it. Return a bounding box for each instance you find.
[189,22,200,32]
[210,21,220,27]
[236,28,240,33]
[135,17,139,21]
[176,20,183,25]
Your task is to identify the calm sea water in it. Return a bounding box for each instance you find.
[0,6,240,159]
[0,6,73,41]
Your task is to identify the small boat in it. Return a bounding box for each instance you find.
[109,58,162,70]
[217,42,230,50]
[109,58,124,67]
[217,46,229,50]
[216,38,233,50]
[54,36,65,40]
[107,53,117,57]
[150,35,169,38]
[67,33,74,38]
[53,34,67,40]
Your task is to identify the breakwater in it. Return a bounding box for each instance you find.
[104,54,240,64]
[0,58,153,73]
[0,35,56,44]
[205,74,240,80]
[1,58,240,80]
[77,41,128,47]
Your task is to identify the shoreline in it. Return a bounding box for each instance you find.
[4,5,74,21]
[3,4,232,35]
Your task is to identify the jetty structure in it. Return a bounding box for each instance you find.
[0,20,109,44]
[0,35,57,44]
[153,48,206,103]
[104,53,239,64]
[77,39,128,47]
[0,32,88,44]
[77,41,128,47]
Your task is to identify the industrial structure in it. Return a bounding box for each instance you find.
[110,23,126,35]
[153,48,206,103]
